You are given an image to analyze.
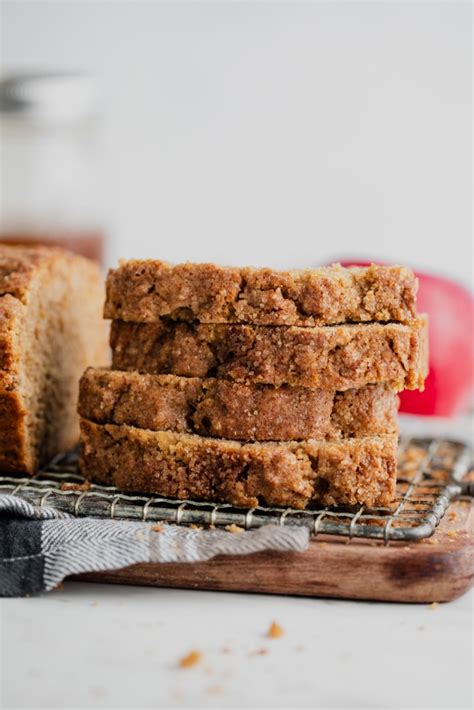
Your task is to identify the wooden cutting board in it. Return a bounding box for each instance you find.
[75,498,473,603]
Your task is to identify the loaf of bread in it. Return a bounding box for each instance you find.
[0,245,108,473]
[79,368,399,442]
[105,260,418,326]
[110,317,428,391]
[80,418,398,508]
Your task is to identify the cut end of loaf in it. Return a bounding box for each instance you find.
[0,245,109,474]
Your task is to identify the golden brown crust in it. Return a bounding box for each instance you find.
[0,244,108,473]
[0,294,22,374]
[0,295,32,471]
[104,261,418,327]
[80,419,398,508]
[110,317,428,391]
[79,368,399,442]
[0,389,30,473]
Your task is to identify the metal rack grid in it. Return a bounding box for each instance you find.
[0,435,472,543]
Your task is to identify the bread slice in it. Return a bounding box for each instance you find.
[104,260,418,327]
[110,317,428,391]
[80,418,398,508]
[0,245,108,473]
[79,368,399,442]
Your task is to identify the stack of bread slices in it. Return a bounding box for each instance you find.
[78,261,428,509]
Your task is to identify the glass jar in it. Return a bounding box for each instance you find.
[0,71,105,263]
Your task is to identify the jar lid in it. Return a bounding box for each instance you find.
[0,71,99,123]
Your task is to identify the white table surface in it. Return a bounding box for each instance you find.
[1,415,473,710]
[1,583,472,710]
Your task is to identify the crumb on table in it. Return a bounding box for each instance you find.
[267,621,284,639]
[179,650,202,668]
[152,523,164,533]
[206,684,224,696]
[250,648,268,657]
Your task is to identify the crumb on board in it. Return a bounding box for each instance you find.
[225,524,244,534]
[425,537,439,545]
[179,650,202,669]
[60,481,91,492]
[221,647,231,654]
[53,582,64,591]
[189,523,203,530]
[447,530,457,538]
[152,523,164,533]
[319,542,328,548]
[267,621,284,639]
[448,510,457,522]
[295,645,305,652]
[428,602,439,611]
[404,446,427,463]
[429,469,449,481]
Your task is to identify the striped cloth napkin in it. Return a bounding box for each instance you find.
[0,495,309,597]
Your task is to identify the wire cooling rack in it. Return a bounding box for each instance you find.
[0,436,472,543]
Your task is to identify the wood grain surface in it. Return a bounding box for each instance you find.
[75,499,473,603]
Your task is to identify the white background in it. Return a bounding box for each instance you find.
[1,0,472,285]
[2,582,473,710]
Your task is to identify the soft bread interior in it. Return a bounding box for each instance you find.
[0,251,108,473]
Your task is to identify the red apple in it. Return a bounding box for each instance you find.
[334,260,474,417]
